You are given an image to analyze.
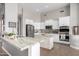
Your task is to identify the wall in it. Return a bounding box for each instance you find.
[46,5,70,20]
[22,5,41,22]
[5,3,18,34]
[22,6,41,36]
[70,3,79,49]
[40,5,70,30]
[0,3,5,37]
[70,3,79,35]
[5,3,41,36]
[4,4,70,36]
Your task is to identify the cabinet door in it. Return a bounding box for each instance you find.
[59,16,70,26]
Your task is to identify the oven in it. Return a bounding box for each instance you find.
[59,26,69,42]
[59,34,69,42]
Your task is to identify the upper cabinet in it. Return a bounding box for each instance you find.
[59,16,70,26]
[44,19,59,29]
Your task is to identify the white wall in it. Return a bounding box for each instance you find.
[40,5,70,30]
[70,4,78,26]
[70,3,79,49]
[70,3,79,35]
[22,5,41,22]
[5,3,18,34]
[22,6,41,36]
[46,5,70,20]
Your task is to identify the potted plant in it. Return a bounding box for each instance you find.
[5,32,16,39]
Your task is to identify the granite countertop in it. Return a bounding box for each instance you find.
[2,36,48,51]
[2,37,30,51]
[2,33,58,51]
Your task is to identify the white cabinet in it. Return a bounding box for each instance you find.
[59,16,70,26]
[44,19,59,29]
[40,37,53,50]
[53,34,59,42]
[25,19,33,25]
[28,42,40,56]
[33,22,40,29]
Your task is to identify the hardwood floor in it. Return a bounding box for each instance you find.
[40,43,79,56]
[1,43,79,56]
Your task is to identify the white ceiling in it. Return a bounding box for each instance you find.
[20,3,69,13]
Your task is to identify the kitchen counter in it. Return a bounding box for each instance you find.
[2,36,46,51]
[2,35,50,56]
[35,34,54,49]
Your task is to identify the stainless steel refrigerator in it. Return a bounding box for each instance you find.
[26,24,34,37]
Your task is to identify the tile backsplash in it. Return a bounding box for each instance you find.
[35,29,59,34]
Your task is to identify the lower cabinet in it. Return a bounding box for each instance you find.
[40,37,53,50]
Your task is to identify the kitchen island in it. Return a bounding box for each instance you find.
[2,36,46,56]
[2,35,53,56]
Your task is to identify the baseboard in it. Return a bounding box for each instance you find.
[40,47,52,51]
[54,41,70,44]
[2,47,11,56]
[70,45,79,50]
